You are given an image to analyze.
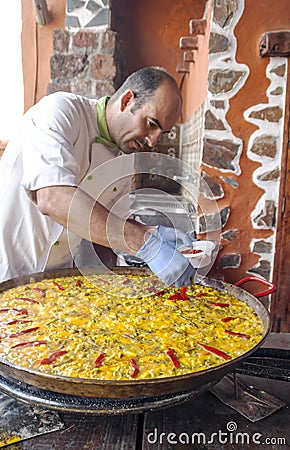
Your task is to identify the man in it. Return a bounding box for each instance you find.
[0,67,195,285]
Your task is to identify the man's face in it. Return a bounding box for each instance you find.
[112,81,182,154]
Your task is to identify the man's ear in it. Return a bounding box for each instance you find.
[120,90,135,111]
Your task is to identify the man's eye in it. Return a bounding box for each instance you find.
[148,120,157,129]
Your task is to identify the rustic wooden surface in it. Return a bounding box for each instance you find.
[11,378,289,450]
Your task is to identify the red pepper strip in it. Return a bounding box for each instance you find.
[94,352,105,368]
[15,297,39,304]
[9,326,40,338]
[0,308,28,315]
[4,319,32,326]
[221,317,236,322]
[32,288,46,297]
[53,281,65,290]
[130,358,139,378]
[122,278,130,285]
[197,342,231,360]
[11,340,47,349]
[225,330,250,340]
[208,301,229,308]
[182,249,203,254]
[168,287,188,300]
[40,350,68,365]
[96,278,110,285]
[166,348,180,368]
[180,287,188,300]
[147,286,165,296]
[168,293,184,300]
[76,279,82,287]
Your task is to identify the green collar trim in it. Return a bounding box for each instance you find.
[95,96,117,149]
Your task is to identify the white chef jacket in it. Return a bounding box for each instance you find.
[0,92,134,282]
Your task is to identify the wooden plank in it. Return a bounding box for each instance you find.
[142,388,290,449]
[271,63,290,332]
[19,412,139,449]
[260,31,290,57]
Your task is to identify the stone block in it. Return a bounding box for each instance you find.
[91,54,117,80]
[217,253,241,269]
[46,82,71,95]
[213,0,239,27]
[249,260,271,281]
[203,138,240,171]
[208,68,246,94]
[253,199,276,228]
[250,135,277,158]
[94,80,116,97]
[257,167,280,182]
[50,54,89,80]
[209,32,230,53]
[221,229,238,241]
[249,106,282,123]
[101,30,118,55]
[200,171,224,199]
[253,240,272,253]
[53,29,69,52]
[72,31,97,48]
[205,110,226,130]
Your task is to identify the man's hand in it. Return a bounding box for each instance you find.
[136,229,195,287]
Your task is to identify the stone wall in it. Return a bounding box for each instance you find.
[48,28,124,98]
[198,0,288,283]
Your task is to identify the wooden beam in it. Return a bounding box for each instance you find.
[259,30,290,57]
[33,0,51,26]
[271,62,290,332]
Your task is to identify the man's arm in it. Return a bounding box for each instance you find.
[36,185,147,255]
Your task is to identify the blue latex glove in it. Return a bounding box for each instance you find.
[155,225,194,248]
[136,232,195,287]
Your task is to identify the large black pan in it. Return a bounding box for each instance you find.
[0,268,274,399]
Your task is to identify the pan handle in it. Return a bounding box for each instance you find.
[234,276,276,298]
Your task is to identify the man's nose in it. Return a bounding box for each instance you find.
[145,130,163,148]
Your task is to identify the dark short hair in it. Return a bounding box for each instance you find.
[111,66,179,111]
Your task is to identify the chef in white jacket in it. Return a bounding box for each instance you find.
[0,66,195,286]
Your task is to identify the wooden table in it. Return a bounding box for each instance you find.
[16,382,289,450]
